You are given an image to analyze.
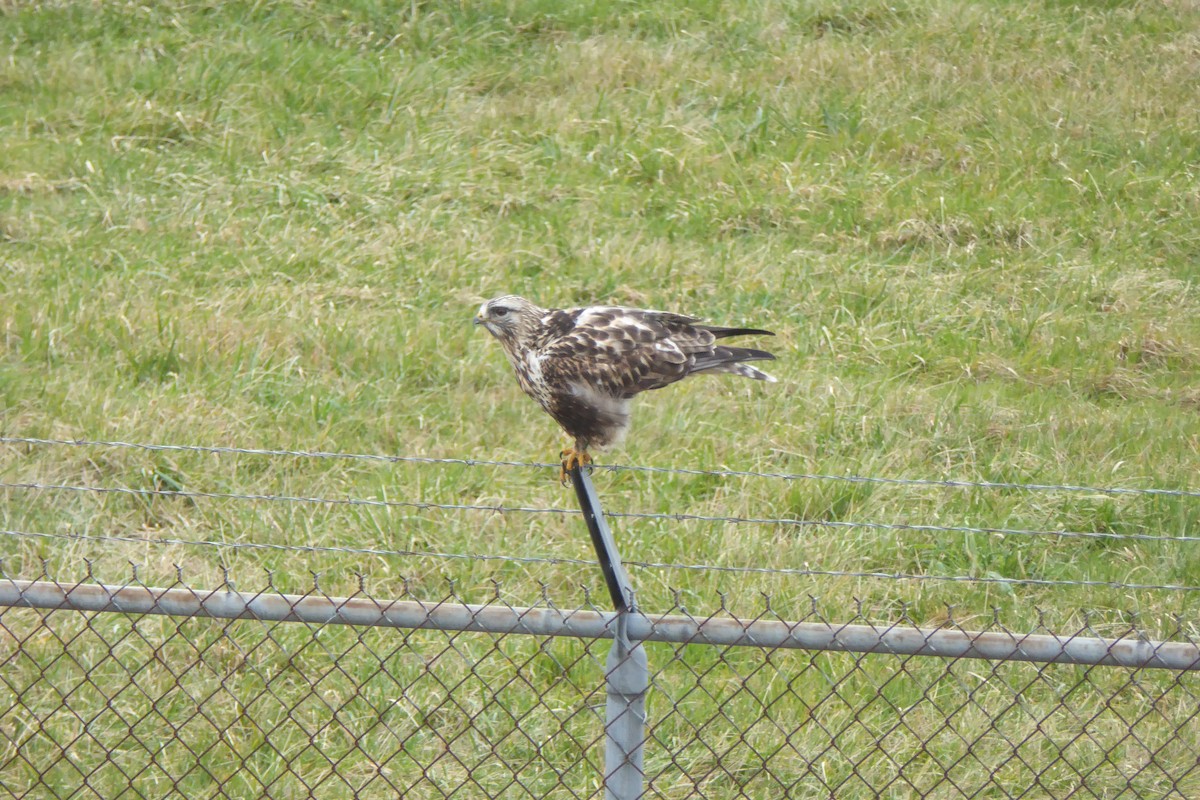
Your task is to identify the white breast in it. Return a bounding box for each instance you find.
[524,350,545,381]
[520,351,554,405]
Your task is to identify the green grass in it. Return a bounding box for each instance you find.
[2,0,1200,796]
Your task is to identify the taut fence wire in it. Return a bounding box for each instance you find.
[10,477,1200,545]
[5,434,1200,497]
[1,435,1199,797]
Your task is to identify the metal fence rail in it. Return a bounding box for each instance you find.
[5,580,1198,672]
[2,572,1199,798]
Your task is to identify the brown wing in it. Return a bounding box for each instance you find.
[539,306,739,399]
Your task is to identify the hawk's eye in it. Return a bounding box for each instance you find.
[493,307,509,318]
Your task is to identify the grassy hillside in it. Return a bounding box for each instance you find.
[3,2,1200,797]
[3,0,1200,624]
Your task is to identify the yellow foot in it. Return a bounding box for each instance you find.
[559,448,593,485]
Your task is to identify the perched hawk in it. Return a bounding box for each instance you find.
[474,295,776,481]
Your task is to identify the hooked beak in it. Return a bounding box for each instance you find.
[472,316,484,326]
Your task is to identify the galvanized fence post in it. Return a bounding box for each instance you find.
[570,465,647,800]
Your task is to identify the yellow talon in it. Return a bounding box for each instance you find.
[559,447,593,485]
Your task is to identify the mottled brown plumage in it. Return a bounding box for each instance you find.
[474,295,776,480]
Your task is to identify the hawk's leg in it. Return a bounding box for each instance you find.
[559,446,593,485]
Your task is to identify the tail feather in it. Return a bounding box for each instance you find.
[690,345,777,382]
[700,325,775,340]
[735,363,777,382]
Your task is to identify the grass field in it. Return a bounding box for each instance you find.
[2,0,1200,796]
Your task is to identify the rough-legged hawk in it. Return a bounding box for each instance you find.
[474,295,776,481]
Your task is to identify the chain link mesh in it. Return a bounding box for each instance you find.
[1,569,1197,799]
[3,437,1198,796]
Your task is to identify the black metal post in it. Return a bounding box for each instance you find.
[568,465,646,800]
[569,465,636,612]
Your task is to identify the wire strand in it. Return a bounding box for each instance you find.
[4,527,1197,593]
[0,435,554,470]
[0,528,591,567]
[4,436,1197,499]
[1,480,575,517]
[3,480,1196,544]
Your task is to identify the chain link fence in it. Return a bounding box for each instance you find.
[2,437,1199,797]
[1,568,1198,798]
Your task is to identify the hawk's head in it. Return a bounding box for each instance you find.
[474,295,545,349]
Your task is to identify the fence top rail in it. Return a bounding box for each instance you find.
[4,435,1197,499]
[2,579,1197,671]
